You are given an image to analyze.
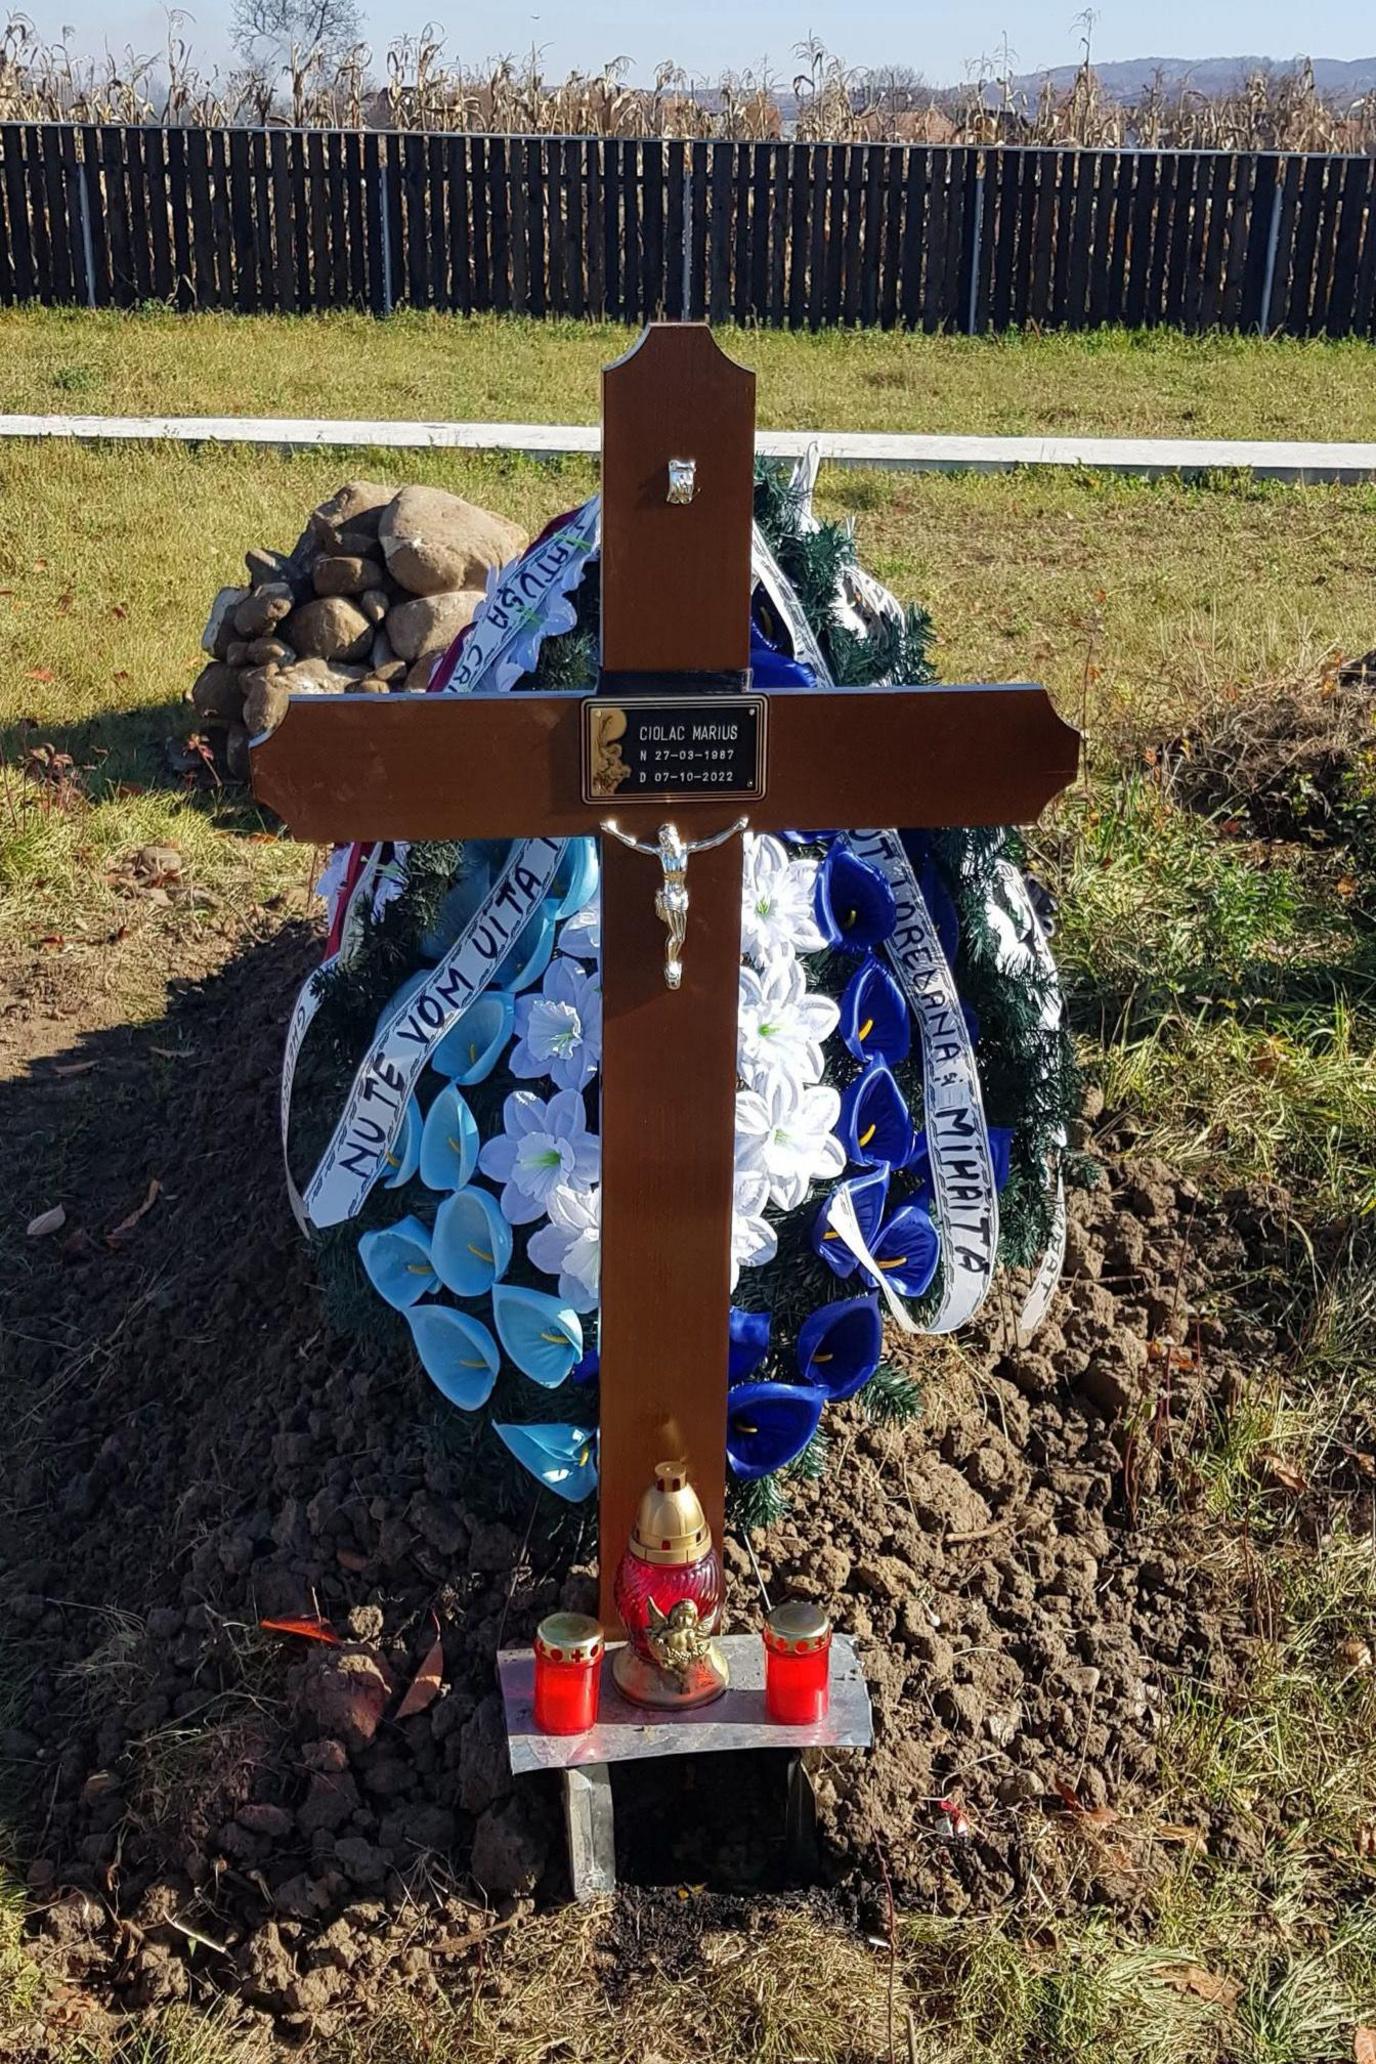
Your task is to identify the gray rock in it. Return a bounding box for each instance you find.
[308,481,395,542]
[313,554,386,599]
[359,588,390,626]
[245,546,292,585]
[386,588,483,661]
[191,661,244,722]
[379,486,525,597]
[233,582,293,638]
[202,585,247,657]
[245,636,295,666]
[224,724,251,782]
[243,669,290,735]
[285,596,373,662]
[290,1645,392,1751]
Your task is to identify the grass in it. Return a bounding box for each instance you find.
[3,311,1376,2059]
[5,307,1376,442]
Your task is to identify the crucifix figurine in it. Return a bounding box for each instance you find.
[252,324,1079,1628]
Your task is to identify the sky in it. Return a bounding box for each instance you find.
[34,0,1376,84]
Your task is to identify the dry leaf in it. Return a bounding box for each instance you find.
[260,1615,340,1646]
[1161,1965,1241,2008]
[395,1614,444,1719]
[149,1046,194,1060]
[1260,1451,1308,1495]
[52,1060,97,1077]
[26,1203,66,1238]
[335,1546,369,1572]
[1354,2027,1376,2064]
[25,666,54,682]
[106,1177,161,1245]
[1053,1780,1119,1829]
[1338,1637,1374,1675]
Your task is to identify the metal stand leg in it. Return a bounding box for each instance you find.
[562,1762,616,1899]
[785,1751,820,1879]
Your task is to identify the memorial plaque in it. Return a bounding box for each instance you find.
[583,694,767,803]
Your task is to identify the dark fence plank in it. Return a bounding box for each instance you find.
[528,132,548,317]
[665,137,685,320]
[807,142,829,329]
[305,129,328,312]
[164,129,192,309]
[1028,149,1057,323]
[342,130,366,311]
[402,131,427,308]
[447,133,472,314]
[1219,151,1257,330]
[770,142,790,324]
[0,131,16,304]
[1195,153,1233,330]
[921,149,949,331]
[707,140,731,323]
[1307,153,1348,337]
[563,136,584,318]
[1011,146,1040,324]
[688,140,707,320]
[643,136,665,318]
[1352,160,1376,337]
[1065,149,1097,326]
[250,128,275,310]
[182,125,215,308]
[988,148,1018,330]
[1327,155,1372,337]
[1285,153,1327,331]
[621,138,640,325]
[40,124,74,303]
[99,126,134,306]
[878,145,904,328]
[731,142,751,323]
[585,139,605,318]
[860,143,884,327]
[603,137,623,322]
[23,126,54,306]
[1049,150,1077,326]
[841,143,865,325]
[1087,149,1117,326]
[0,129,31,302]
[468,136,490,311]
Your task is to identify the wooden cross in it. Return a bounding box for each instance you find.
[253,325,1079,1627]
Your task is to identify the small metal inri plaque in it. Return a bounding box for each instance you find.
[583,694,766,803]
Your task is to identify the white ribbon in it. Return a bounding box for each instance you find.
[430,497,600,697]
[824,1183,918,1334]
[847,829,1000,1335]
[989,858,1069,1341]
[293,835,566,1230]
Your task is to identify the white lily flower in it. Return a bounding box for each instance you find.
[510,957,602,1091]
[737,955,840,1093]
[730,1167,777,1289]
[527,1183,601,1310]
[735,1078,844,1211]
[477,1088,600,1225]
[740,833,826,963]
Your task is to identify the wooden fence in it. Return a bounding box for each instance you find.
[3,123,1376,336]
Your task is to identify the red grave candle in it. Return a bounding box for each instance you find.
[763,1601,832,1725]
[533,1613,604,1735]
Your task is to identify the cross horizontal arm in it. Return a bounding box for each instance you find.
[250,682,1079,844]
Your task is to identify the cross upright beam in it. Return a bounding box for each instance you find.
[252,325,1080,1631]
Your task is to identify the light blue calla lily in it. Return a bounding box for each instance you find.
[492,1283,584,1387]
[419,858,494,961]
[406,1305,500,1411]
[419,1084,480,1192]
[432,1185,513,1298]
[431,992,516,1084]
[380,1098,421,1189]
[358,1215,437,1309]
[494,902,557,993]
[493,1421,598,1503]
[550,839,599,921]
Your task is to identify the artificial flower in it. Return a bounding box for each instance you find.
[431,992,515,1084]
[796,1295,883,1400]
[838,1063,917,1171]
[358,1215,437,1309]
[839,956,910,1067]
[491,1282,584,1385]
[812,1167,889,1278]
[814,844,897,952]
[406,1305,500,1411]
[726,1381,826,1479]
[420,857,494,960]
[549,839,599,921]
[731,1167,778,1289]
[431,1185,513,1298]
[526,1183,601,1311]
[728,1306,771,1382]
[734,1077,845,1211]
[381,1098,421,1188]
[739,834,827,964]
[493,1422,598,1503]
[864,1200,940,1300]
[557,894,601,961]
[493,901,557,993]
[510,957,602,1092]
[737,957,840,1093]
[477,1089,599,1225]
[418,1084,481,1192]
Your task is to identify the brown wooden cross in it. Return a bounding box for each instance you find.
[253,325,1079,1626]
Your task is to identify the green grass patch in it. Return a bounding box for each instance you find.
[5,307,1376,442]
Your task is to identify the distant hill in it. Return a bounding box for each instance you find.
[1009,55,1376,102]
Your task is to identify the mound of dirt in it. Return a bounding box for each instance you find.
[1160,670,1374,846]
[1,926,1302,2036]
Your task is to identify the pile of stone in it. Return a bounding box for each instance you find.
[191,481,528,779]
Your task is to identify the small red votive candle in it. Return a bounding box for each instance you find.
[533,1613,604,1735]
[764,1601,833,1725]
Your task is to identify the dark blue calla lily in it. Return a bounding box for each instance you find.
[728,1306,771,1381]
[813,1167,889,1278]
[570,1345,600,1386]
[918,855,960,967]
[749,601,816,688]
[796,1295,884,1400]
[864,1201,940,1300]
[726,1381,827,1480]
[839,1064,917,1171]
[840,956,910,1067]
[814,845,897,953]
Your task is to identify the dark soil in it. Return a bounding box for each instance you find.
[0,920,1310,2043]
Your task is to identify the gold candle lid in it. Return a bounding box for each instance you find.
[764,1600,832,1655]
[535,1612,604,1664]
[629,1459,712,1568]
